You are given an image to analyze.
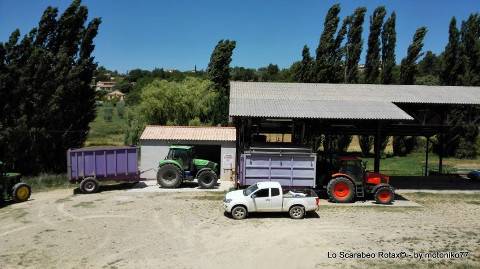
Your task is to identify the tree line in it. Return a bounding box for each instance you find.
[1,1,479,175]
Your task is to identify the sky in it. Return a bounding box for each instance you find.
[0,0,478,73]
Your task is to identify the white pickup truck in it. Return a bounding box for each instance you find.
[223,181,319,220]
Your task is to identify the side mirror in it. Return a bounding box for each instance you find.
[251,194,256,199]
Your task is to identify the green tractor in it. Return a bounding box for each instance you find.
[0,161,31,203]
[157,146,219,189]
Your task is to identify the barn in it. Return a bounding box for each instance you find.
[139,126,236,180]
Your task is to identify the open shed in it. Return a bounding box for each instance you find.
[229,81,480,175]
[139,126,236,180]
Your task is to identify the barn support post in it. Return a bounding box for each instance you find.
[424,136,430,176]
[438,111,446,174]
[438,132,444,174]
[373,122,381,173]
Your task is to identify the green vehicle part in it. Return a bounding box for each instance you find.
[157,146,219,189]
[0,161,31,203]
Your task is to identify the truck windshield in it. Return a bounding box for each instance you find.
[243,184,258,196]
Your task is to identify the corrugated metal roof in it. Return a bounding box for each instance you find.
[231,99,413,120]
[140,126,236,141]
[229,82,480,119]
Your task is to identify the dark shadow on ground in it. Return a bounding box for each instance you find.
[314,188,409,202]
[167,181,221,189]
[224,210,320,220]
[0,200,15,209]
[390,175,480,190]
[73,181,148,195]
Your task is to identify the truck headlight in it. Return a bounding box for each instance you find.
[224,198,232,203]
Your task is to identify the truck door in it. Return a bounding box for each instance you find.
[252,188,270,211]
[269,187,283,212]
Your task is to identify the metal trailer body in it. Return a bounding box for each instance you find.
[67,146,140,183]
[238,147,316,188]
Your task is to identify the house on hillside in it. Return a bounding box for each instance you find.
[105,90,125,101]
[95,81,116,91]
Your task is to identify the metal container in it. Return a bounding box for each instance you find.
[238,147,316,188]
[67,146,140,183]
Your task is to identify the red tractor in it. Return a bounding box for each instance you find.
[325,156,394,204]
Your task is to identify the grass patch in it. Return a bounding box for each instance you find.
[362,152,480,176]
[23,173,72,192]
[85,105,127,146]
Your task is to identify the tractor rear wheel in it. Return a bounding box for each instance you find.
[197,170,218,189]
[80,178,100,194]
[374,185,395,204]
[12,183,31,203]
[157,164,183,188]
[327,177,355,203]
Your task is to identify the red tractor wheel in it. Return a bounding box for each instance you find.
[327,177,355,203]
[374,185,395,204]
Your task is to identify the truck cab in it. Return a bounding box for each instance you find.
[223,181,319,220]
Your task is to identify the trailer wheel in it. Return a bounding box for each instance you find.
[231,205,247,220]
[12,183,31,202]
[289,205,305,219]
[374,185,395,204]
[157,164,182,188]
[197,170,218,189]
[80,178,100,194]
[327,177,355,203]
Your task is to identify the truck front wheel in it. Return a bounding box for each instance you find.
[197,170,218,189]
[231,205,247,220]
[157,164,183,188]
[289,205,305,219]
[327,177,355,203]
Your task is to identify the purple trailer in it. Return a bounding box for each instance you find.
[67,146,142,193]
[238,147,317,188]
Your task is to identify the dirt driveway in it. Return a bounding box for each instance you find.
[1,186,479,269]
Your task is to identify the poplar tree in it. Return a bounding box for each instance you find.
[0,0,101,173]
[381,12,396,84]
[315,4,341,82]
[364,6,386,84]
[293,45,314,82]
[331,17,349,83]
[440,17,461,85]
[400,27,427,85]
[459,14,480,86]
[207,39,236,125]
[345,7,367,83]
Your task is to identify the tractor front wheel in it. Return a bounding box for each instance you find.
[327,177,355,203]
[374,185,395,204]
[197,170,218,189]
[157,164,183,188]
[12,183,31,203]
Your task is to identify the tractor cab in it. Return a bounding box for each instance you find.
[336,156,366,184]
[166,145,194,171]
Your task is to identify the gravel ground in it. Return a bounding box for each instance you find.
[0,185,479,269]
